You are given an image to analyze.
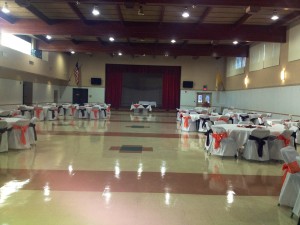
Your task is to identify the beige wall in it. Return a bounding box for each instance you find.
[225,41,300,90]
[0,46,69,85]
[68,53,225,91]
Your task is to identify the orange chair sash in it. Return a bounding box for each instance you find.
[212,132,228,149]
[277,135,290,147]
[183,116,191,128]
[70,107,76,116]
[282,161,300,186]
[106,106,111,113]
[13,125,29,145]
[91,109,98,119]
[35,108,43,118]
[217,118,228,123]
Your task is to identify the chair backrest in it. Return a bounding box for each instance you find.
[15,119,30,127]
[30,117,38,124]
[212,126,226,134]
[238,121,253,125]
[280,146,299,163]
[0,110,11,117]
[205,121,213,130]
[250,128,270,139]
[280,129,293,139]
[0,120,8,129]
[289,126,298,132]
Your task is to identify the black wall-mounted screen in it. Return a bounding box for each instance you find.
[183,81,193,88]
[91,78,102,85]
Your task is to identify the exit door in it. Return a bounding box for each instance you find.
[197,92,212,107]
[73,88,88,105]
[23,81,33,105]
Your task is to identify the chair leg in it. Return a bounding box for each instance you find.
[291,212,294,218]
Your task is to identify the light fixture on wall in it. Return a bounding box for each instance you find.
[2,2,10,14]
[92,5,100,16]
[271,10,279,21]
[280,68,286,81]
[138,5,144,16]
[244,74,249,87]
[182,7,190,18]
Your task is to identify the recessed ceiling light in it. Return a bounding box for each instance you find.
[271,10,279,20]
[182,7,189,18]
[109,37,115,42]
[46,35,52,40]
[233,40,238,45]
[118,52,122,56]
[92,6,100,16]
[2,2,10,14]
[71,51,75,54]
[171,39,176,44]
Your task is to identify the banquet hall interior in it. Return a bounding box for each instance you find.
[1,0,300,225]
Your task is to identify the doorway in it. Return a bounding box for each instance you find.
[197,92,212,107]
[73,88,88,105]
[23,81,33,105]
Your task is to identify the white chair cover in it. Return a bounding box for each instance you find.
[269,130,293,160]
[8,119,31,149]
[0,110,11,117]
[209,126,238,157]
[18,106,32,119]
[198,114,210,132]
[29,117,37,145]
[78,106,88,119]
[243,129,270,161]
[90,107,100,120]
[34,106,44,121]
[0,121,8,152]
[278,146,300,207]
[46,107,58,120]
[181,114,197,132]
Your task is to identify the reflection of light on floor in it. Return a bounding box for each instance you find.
[114,160,120,179]
[161,161,166,178]
[102,186,111,205]
[0,179,30,205]
[137,163,143,179]
[68,164,74,176]
[165,192,171,206]
[44,182,51,202]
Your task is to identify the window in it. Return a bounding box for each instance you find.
[235,57,246,69]
[0,32,31,55]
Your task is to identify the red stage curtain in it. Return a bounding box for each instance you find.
[162,68,181,110]
[105,64,180,109]
[105,67,123,109]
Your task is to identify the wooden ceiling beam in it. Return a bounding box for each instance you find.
[27,0,300,9]
[68,2,88,24]
[272,11,300,27]
[0,12,17,24]
[196,7,211,25]
[233,13,252,29]
[0,19,287,43]
[25,4,55,25]
[37,40,249,57]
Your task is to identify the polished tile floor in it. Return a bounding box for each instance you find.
[0,111,298,225]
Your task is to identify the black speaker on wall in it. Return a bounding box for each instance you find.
[183,81,193,88]
[91,78,102,85]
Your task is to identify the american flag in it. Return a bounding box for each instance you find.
[74,62,80,86]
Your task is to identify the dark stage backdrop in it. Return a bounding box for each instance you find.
[105,64,181,110]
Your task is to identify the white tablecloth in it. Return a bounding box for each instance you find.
[138,101,156,107]
[1,118,29,129]
[212,124,285,148]
[130,104,152,112]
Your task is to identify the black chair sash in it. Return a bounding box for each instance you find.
[205,129,213,146]
[240,115,249,121]
[195,119,200,131]
[291,131,297,150]
[79,108,86,117]
[63,108,67,116]
[248,135,269,157]
[49,109,56,119]
[20,109,27,116]
[250,118,257,124]
[58,106,63,114]
[228,118,233,124]
[29,123,37,141]
[0,127,7,145]
[101,109,107,117]
[201,118,211,129]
